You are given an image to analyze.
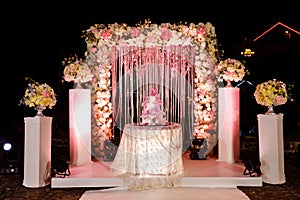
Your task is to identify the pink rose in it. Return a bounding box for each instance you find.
[196,26,206,36]
[276,95,286,105]
[130,27,140,38]
[161,27,172,41]
[42,90,50,98]
[101,29,112,40]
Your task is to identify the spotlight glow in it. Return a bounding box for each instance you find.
[3,142,12,151]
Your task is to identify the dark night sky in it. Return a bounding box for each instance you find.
[6,13,298,86]
[1,5,299,140]
[7,13,299,75]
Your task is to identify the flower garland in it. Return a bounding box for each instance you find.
[83,19,219,63]
[62,55,94,83]
[20,77,57,109]
[217,58,246,82]
[254,79,288,107]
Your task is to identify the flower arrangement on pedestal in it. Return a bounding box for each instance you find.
[217,58,246,87]
[62,55,94,88]
[19,77,57,116]
[254,79,288,114]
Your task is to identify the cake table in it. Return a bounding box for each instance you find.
[110,122,184,190]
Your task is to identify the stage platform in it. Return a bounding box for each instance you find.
[51,153,262,188]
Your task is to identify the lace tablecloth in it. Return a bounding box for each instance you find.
[110,123,184,190]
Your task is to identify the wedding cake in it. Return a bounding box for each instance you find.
[140,88,167,125]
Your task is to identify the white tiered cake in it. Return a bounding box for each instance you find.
[140,88,167,126]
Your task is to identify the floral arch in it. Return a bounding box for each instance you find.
[81,20,220,159]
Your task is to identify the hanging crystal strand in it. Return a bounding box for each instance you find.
[132,47,136,124]
[175,45,179,124]
[119,48,124,133]
[160,46,165,120]
[124,47,130,125]
[123,47,127,125]
[178,45,182,123]
[190,48,193,120]
[130,66,133,124]
[139,48,144,124]
[149,48,153,90]
[143,50,147,97]
[150,48,154,89]
[188,54,194,142]
[174,47,179,123]
[125,46,130,125]
[167,48,172,123]
[135,48,140,124]
[152,49,155,81]
[169,48,174,123]
[154,47,157,90]
[145,48,149,98]
[165,47,170,122]
[170,66,174,123]
[114,48,119,134]
[111,48,117,137]
[191,49,195,139]
[175,55,179,124]
[128,46,132,124]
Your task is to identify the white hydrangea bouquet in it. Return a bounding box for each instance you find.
[254,79,288,107]
[62,55,94,83]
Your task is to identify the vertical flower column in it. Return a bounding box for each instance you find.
[69,88,92,166]
[218,87,240,164]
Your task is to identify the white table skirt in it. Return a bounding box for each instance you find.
[110,123,184,190]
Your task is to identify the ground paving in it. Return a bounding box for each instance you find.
[1,139,300,200]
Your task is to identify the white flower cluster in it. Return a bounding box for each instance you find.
[62,56,94,83]
[218,58,246,82]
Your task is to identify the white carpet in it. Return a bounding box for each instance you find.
[79,187,250,200]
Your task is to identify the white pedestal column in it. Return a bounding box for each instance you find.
[218,88,240,164]
[23,117,52,188]
[69,89,92,166]
[258,113,286,184]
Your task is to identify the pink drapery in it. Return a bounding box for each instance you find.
[111,45,195,150]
